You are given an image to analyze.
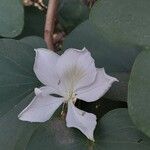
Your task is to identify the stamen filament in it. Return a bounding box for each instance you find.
[61,102,66,116]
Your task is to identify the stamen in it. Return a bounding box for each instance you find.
[64,91,77,104]
[72,93,77,104]
[72,97,77,104]
[61,103,66,116]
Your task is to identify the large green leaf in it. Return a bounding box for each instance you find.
[128,49,150,138]
[0,93,39,150]
[95,109,150,150]
[63,20,141,101]
[0,36,47,150]
[90,0,150,46]
[0,0,24,37]
[63,21,141,73]
[3,106,150,150]
[0,37,47,117]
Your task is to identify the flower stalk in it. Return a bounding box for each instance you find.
[44,0,58,50]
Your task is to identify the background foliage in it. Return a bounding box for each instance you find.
[0,0,150,149]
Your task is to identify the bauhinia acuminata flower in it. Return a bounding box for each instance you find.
[18,48,118,141]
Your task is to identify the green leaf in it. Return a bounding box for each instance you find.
[58,0,89,33]
[0,0,24,37]
[4,107,150,150]
[95,108,150,150]
[0,36,46,117]
[90,0,150,46]
[20,36,47,48]
[0,36,46,150]
[0,38,43,117]
[63,21,140,72]
[63,20,141,101]
[128,48,150,138]
[0,93,39,150]
[26,118,88,150]
[18,109,150,150]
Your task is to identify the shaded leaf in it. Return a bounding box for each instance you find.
[18,7,45,38]
[94,109,150,150]
[22,109,150,150]
[105,73,130,101]
[128,48,150,138]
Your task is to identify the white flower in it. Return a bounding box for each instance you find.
[18,48,118,141]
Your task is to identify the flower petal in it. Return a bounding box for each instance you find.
[56,48,97,95]
[76,68,118,102]
[18,95,63,122]
[34,85,62,97]
[34,48,59,86]
[66,102,97,141]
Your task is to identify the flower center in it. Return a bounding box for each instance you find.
[65,91,77,104]
[61,91,77,116]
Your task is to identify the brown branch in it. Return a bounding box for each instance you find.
[44,0,58,50]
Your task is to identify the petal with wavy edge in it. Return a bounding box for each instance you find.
[56,48,97,95]
[18,95,63,122]
[76,68,118,102]
[66,102,97,141]
[34,48,59,87]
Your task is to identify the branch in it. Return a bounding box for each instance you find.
[44,0,58,50]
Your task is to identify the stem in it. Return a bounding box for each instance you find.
[44,0,58,50]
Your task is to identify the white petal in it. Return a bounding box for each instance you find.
[76,68,118,102]
[34,86,62,97]
[34,48,59,87]
[18,95,63,122]
[56,48,97,95]
[66,102,97,141]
